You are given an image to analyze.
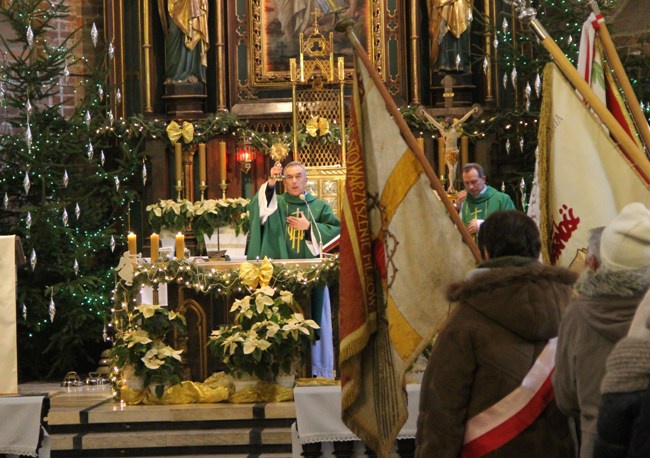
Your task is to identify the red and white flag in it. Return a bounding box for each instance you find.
[533,63,650,267]
[338,55,475,457]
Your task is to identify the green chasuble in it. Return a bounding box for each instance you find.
[460,185,516,226]
[247,186,341,260]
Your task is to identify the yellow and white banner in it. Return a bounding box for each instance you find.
[339,56,475,457]
[0,235,18,395]
[535,63,650,267]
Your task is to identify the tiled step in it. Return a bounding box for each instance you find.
[21,383,298,457]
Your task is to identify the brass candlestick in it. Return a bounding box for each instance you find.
[220,180,227,199]
[175,181,183,201]
[199,181,207,201]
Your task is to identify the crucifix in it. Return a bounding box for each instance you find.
[418,104,478,193]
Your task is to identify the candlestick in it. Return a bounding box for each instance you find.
[461,136,469,167]
[437,138,446,177]
[150,233,159,263]
[175,232,185,259]
[174,143,182,183]
[416,137,425,154]
[219,141,227,182]
[127,232,137,255]
[220,180,228,199]
[199,143,206,183]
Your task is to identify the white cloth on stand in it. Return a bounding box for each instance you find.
[0,395,45,457]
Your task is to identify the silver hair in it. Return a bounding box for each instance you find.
[283,161,307,176]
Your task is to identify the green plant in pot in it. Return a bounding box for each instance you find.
[207,285,319,382]
[112,303,187,397]
[191,198,250,250]
[145,199,194,235]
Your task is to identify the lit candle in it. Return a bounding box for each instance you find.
[175,232,185,259]
[219,141,227,182]
[127,232,137,255]
[174,142,183,183]
[199,143,206,184]
[150,233,159,263]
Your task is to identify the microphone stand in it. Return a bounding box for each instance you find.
[300,193,323,260]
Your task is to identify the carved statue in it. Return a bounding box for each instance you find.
[158,0,209,84]
[428,0,473,72]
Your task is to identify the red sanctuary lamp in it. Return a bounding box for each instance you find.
[236,141,256,174]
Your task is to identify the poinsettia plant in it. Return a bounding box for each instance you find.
[112,303,187,397]
[145,199,194,234]
[191,197,250,247]
[207,285,319,380]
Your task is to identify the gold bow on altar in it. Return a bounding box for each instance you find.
[305,116,330,137]
[166,121,195,144]
[239,257,274,289]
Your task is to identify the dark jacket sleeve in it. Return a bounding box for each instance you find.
[415,311,476,458]
[593,391,643,458]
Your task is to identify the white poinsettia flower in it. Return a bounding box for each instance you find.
[221,333,244,355]
[156,344,183,361]
[257,285,275,297]
[280,290,293,304]
[124,329,152,347]
[141,348,164,370]
[265,321,281,338]
[282,313,320,336]
[243,331,272,354]
[230,296,251,313]
[135,303,161,319]
[255,293,274,314]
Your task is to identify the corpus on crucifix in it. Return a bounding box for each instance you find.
[418,105,478,193]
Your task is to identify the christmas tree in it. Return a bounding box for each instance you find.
[0,0,141,379]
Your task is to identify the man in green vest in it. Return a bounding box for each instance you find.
[247,161,340,377]
[247,161,340,260]
[455,162,515,237]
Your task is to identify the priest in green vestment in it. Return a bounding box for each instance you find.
[455,162,515,237]
[246,161,340,378]
[247,161,340,260]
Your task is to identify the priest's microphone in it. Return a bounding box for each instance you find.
[299,193,323,260]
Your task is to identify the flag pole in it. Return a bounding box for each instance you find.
[336,19,482,262]
[588,0,650,153]
[507,0,650,181]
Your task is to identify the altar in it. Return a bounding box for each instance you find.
[120,255,340,383]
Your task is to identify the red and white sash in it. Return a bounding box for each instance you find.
[461,338,557,458]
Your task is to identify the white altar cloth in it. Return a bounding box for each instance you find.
[0,395,49,457]
[292,384,420,456]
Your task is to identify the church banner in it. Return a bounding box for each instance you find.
[339,56,475,457]
[534,63,650,267]
[0,235,18,395]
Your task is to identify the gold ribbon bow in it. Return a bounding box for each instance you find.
[166,121,195,144]
[239,257,273,289]
[305,116,330,137]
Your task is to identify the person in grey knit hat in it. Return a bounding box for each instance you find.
[554,202,650,458]
[594,289,650,458]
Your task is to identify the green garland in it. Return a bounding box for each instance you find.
[112,256,340,318]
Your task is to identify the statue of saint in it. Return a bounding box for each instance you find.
[427,0,473,72]
[158,0,209,84]
[419,106,478,193]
